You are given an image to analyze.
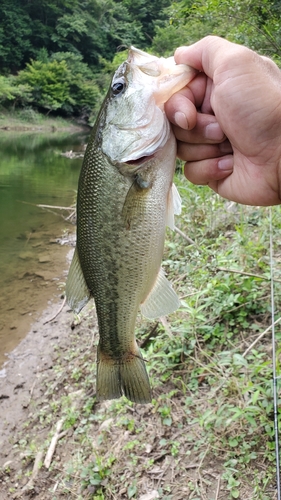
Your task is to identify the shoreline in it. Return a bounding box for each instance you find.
[0,113,91,134]
[0,248,76,466]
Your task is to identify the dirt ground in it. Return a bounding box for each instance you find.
[0,235,78,499]
[0,296,74,464]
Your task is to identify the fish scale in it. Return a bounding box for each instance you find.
[66,47,196,403]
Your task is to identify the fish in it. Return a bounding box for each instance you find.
[66,47,196,404]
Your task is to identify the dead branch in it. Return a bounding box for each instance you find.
[44,419,66,469]
[140,322,159,349]
[37,203,75,211]
[43,296,66,324]
[217,266,281,283]
[242,316,281,358]
[174,226,197,246]
[215,475,221,500]
[15,450,44,497]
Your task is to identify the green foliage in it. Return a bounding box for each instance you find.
[17,59,70,112]
[0,0,171,73]
[16,55,102,116]
[0,0,173,118]
[1,0,281,119]
[152,0,281,62]
[0,76,20,103]
[0,0,32,72]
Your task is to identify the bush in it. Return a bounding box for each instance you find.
[16,54,103,117]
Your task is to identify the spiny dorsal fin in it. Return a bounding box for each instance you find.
[66,247,91,313]
[166,183,182,230]
[140,268,180,320]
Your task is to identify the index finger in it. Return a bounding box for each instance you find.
[174,36,250,79]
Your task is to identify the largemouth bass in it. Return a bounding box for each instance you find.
[66,47,196,404]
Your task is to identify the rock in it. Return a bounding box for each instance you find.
[38,255,51,263]
[19,252,33,261]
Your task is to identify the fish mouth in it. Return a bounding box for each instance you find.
[125,154,154,166]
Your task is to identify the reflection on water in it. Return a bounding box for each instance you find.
[0,131,87,366]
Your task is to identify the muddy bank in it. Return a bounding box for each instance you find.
[0,292,75,459]
[0,115,90,134]
[0,223,76,368]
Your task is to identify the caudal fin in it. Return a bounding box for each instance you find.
[96,346,151,404]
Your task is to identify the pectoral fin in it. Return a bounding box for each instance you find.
[66,247,91,313]
[122,175,151,228]
[166,183,182,230]
[140,268,180,320]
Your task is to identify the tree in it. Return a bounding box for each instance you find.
[152,0,281,62]
[0,0,32,72]
[16,54,102,117]
[17,60,71,112]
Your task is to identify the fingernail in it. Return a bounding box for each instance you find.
[205,122,224,141]
[174,111,189,129]
[218,157,233,170]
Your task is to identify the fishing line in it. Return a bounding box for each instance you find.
[269,207,281,500]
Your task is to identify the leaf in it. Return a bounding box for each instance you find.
[232,353,248,367]
[128,484,137,499]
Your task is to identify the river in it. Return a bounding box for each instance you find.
[0,130,87,368]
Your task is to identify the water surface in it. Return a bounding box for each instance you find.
[0,131,86,366]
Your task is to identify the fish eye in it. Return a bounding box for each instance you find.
[111,78,126,97]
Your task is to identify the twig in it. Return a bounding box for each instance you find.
[18,200,74,211]
[215,475,221,500]
[242,316,281,358]
[15,450,44,496]
[140,322,159,349]
[28,376,38,406]
[180,291,201,300]
[44,419,66,468]
[217,267,281,283]
[201,294,269,327]
[65,210,76,221]
[217,267,267,280]
[174,226,197,246]
[37,203,74,211]
[43,296,66,324]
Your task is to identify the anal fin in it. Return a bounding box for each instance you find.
[140,268,180,320]
[66,247,91,313]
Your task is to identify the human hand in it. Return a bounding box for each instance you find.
[165,36,281,206]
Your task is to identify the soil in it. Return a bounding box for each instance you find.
[0,292,74,460]
[0,238,76,496]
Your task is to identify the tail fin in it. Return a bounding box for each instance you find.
[96,346,151,404]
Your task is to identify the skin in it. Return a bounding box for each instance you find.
[165,36,281,206]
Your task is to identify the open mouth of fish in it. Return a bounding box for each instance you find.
[125,154,154,166]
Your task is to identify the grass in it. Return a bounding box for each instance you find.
[1,170,281,499]
[0,107,84,131]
